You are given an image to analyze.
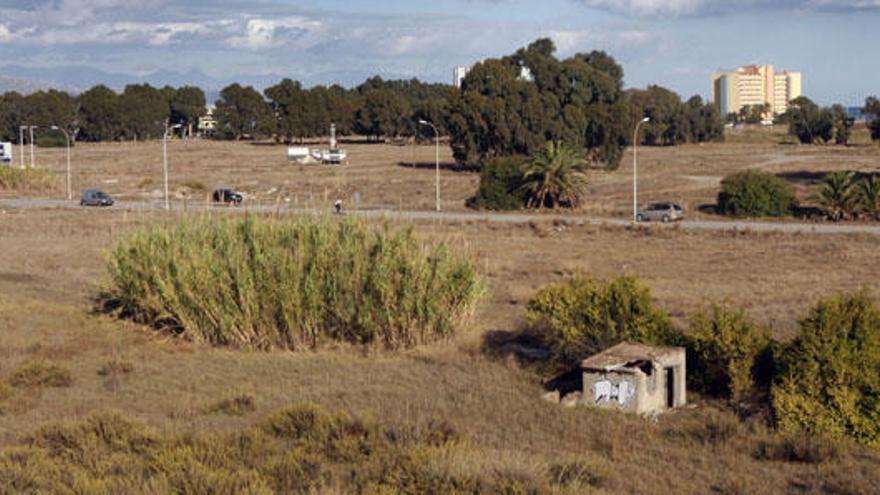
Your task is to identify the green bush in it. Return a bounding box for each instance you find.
[772,290,880,447]
[526,275,678,367]
[687,305,771,401]
[104,215,485,351]
[717,169,796,217]
[470,155,528,210]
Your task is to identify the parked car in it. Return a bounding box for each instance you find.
[80,189,114,207]
[212,188,243,204]
[636,203,684,222]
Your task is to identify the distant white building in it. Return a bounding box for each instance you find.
[453,66,470,88]
[198,106,217,136]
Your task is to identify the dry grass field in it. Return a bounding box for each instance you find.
[11,125,880,219]
[2,131,880,492]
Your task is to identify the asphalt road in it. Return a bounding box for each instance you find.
[3,197,880,236]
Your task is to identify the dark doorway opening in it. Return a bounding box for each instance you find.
[665,367,675,408]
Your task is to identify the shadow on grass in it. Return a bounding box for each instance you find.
[696,203,828,221]
[776,170,877,186]
[396,161,479,173]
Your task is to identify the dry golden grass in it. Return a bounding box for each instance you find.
[2,132,880,492]
[13,128,879,220]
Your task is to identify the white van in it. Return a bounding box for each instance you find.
[0,142,12,164]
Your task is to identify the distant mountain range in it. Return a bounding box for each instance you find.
[0,65,427,100]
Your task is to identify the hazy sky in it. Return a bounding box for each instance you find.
[1,0,878,104]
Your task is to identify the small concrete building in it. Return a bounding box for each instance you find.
[581,342,686,414]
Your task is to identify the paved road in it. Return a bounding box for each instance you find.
[3,197,880,236]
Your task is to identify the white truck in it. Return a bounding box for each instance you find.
[0,142,12,164]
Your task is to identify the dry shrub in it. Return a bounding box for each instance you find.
[207,394,256,416]
[753,432,843,464]
[0,383,11,403]
[104,215,485,351]
[0,167,58,191]
[663,408,745,447]
[97,360,134,377]
[1,403,596,493]
[548,455,610,489]
[9,361,73,388]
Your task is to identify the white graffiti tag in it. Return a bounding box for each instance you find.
[592,379,635,405]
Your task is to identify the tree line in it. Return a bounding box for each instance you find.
[773,95,880,146]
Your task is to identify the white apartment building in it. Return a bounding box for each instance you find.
[712,65,802,119]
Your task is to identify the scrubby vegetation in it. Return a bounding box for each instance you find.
[686,305,771,402]
[0,167,58,191]
[9,361,73,389]
[470,156,528,210]
[104,215,484,350]
[0,403,598,493]
[526,275,678,368]
[772,290,880,447]
[717,169,797,217]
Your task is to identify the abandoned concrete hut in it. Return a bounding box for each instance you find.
[581,342,686,414]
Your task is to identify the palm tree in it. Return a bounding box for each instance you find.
[818,171,855,221]
[519,141,588,209]
[856,174,880,221]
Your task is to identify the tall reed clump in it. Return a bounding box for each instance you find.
[104,215,484,350]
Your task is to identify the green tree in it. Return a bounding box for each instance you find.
[449,39,628,170]
[785,97,833,144]
[818,171,856,221]
[171,86,206,138]
[471,155,528,210]
[519,141,588,209]
[830,104,854,145]
[214,84,274,140]
[119,84,170,140]
[0,92,25,142]
[865,96,880,141]
[23,89,78,131]
[685,95,724,143]
[355,89,411,140]
[77,85,121,142]
[855,174,880,220]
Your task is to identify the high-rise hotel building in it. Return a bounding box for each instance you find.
[712,65,802,119]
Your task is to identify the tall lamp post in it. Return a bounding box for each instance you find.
[51,126,72,200]
[633,117,650,223]
[163,123,182,211]
[18,126,26,169]
[28,126,37,168]
[417,119,440,212]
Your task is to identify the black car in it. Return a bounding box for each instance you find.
[212,188,243,204]
[80,189,114,207]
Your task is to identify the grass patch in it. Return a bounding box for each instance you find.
[207,394,257,416]
[0,402,589,493]
[0,167,58,191]
[753,433,843,464]
[9,361,73,388]
[103,215,485,351]
[97,360,134,377]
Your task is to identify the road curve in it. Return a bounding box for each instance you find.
[2,197,880,236]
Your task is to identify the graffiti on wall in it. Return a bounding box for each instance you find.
[592,379,635,406]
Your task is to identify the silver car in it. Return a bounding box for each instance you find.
[636,203,684,223]
[80,189,114,207]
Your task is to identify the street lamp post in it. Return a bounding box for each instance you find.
[633,117,650,223]
[163,123,182,211]
[28,126,36,168]
[417,119,440,212]
[51,126,72,200]
[18,126,26,169]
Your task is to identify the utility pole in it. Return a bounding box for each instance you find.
[418,119,440,212]
[28,126,36,168]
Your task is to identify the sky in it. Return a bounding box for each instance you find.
[0,0,879,105]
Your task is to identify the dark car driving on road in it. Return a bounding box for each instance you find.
[212,188,243,204]
[80,189,114,207]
